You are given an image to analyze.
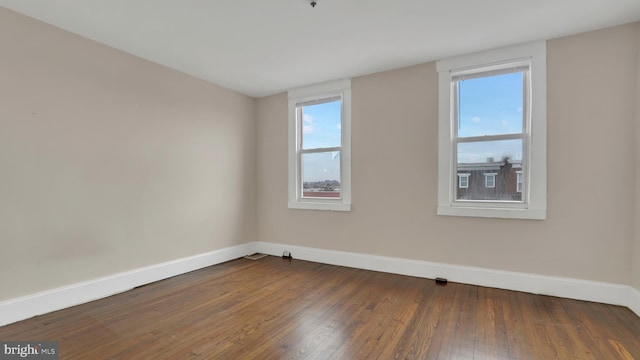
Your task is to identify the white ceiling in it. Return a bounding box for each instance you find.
[1,1,640,97]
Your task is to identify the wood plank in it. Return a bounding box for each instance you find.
[609,339,636,360]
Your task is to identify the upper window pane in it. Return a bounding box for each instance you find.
[457,71,524,138]
[301,99,342,150]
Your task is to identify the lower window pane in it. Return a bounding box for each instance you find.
[456,140,523,201]
[302,151,341,198]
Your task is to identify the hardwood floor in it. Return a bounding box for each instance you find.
[1,256,639,359]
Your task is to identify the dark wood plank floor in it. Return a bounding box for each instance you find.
[1,256,639,359]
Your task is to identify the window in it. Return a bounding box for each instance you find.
[437,41,546,220]
[288,79,351,211]
[458,173,470,188]
[516,171,523,193]
[484,173,497,188]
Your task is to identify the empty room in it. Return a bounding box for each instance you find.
[1,1,640,359]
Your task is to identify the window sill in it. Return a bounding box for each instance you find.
[288,201,351,212]
[437,205,546,220]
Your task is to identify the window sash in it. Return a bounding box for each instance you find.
[451,63,530,205]
[451,61,529,82]
[298,99,343,150]
[452,69,529,140]
[300,150,342,199]
[295,94,344,203]
[296,97,343,198]
[297,95,342,108]
[458,174,470,188]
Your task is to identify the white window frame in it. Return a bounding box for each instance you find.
[484,173,497,188]
[458,173,470,189]
[436,41,546,220]
[516,171,523,193]
[288,79,351,211]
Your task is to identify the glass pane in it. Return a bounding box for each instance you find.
[458,71,524,138]
[458,175,468,188]
[456,139,523,201]
[302,151,341,198]
[302,99,342,149]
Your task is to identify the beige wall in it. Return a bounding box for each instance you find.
[0,8,256,300]
[2,5,639,303]
[257,23,640,285]
[634,23,640,291]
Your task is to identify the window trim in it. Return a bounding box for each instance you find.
[288,79,351,211]
[458,173,470,189]
[516,171,523,193]
[483,173,497,188]
[436,41,547,220]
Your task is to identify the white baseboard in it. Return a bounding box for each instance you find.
[2,241,638,328]
[254,241,638,316]
[629,287,640,316]
[0,243,254,327]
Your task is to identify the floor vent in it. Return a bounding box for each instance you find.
[243,253,268,260]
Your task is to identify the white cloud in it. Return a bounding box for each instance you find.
[336,123,341,130]
[517,107,523,112]
[303,114,315,134]
[472,116,481,123]
[501,120,510,126]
